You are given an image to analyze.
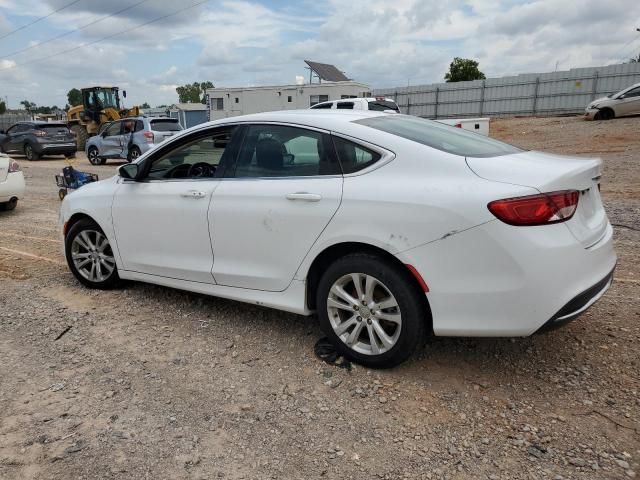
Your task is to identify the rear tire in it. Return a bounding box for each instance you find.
[24,144,39,161]
[127,146,141,163]
[0,198,18,211]
[316,253,427,368]
[65,218,119,289]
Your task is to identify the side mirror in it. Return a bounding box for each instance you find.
[122,90,127,98]
[118,163,139,180]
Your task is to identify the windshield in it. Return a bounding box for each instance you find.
[93,89,119,109]
[355,115,523,158]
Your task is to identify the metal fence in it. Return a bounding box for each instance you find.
[0,112,32,130]
[372,63,640,119]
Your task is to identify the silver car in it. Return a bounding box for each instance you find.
[584,82,640,120]
[85,117,183,165]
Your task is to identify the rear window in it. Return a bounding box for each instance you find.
[39,124,70,133]
[354,115,523,158]
[367,101,400,112]
[150,119,182,132]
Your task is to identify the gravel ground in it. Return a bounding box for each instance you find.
[1,116,638,480]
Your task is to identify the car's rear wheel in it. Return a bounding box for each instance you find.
[127,146,141,163]
[0,197,18,211]
[316,253,427,368]
[24,144,39,161]
[87,146,102,165]
[65,218,119,289]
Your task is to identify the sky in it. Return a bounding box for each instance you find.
[0,0,639,108]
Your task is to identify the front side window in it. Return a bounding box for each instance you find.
[145,126,238,180]
[309,95,329,107]
[310,102,333,110]
[233,125,340,178]
[104,122,122,137]
[333,136,381,173]
[336,102,354,110]
[355,115,523,158]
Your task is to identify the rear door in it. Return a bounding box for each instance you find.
[1,125,20,152]
[209,123,343,291]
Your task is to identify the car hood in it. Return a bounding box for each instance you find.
[588,96,611,108]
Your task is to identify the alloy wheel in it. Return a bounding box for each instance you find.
[326,273,402,355]
[88,148,100,165]
[71,230,116,283]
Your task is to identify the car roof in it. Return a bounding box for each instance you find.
[205,109,388,130]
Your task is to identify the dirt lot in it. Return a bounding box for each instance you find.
[1,116,638,480]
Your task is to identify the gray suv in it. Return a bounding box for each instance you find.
[85,117,182,165]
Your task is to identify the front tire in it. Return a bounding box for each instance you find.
[0,198,18,211]
[65,218,119,289]
[316,253,427,368]
[87,146,103,165]
[24,144,39,161]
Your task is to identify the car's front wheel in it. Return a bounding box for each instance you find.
[316,253,427,368]
[87,146,102,165]
[65,218,119,289]
[127,146,141,163]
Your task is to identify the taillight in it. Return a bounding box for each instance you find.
[488,190,579,226]
[8,159,21,172]
[454,123,462,128]
[143,131,154,142]
[34,130,47,137]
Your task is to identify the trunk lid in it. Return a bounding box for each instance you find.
[466,151,608,248]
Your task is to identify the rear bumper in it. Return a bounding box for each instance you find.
[33,142,77,155]
[535,267,614,333]
[0,171,26,202]
[395,219,616,337]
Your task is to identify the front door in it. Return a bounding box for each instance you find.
[112,125,241,283]
[210,123,343,291]
[100,121,124,158]
[616,86,640,116]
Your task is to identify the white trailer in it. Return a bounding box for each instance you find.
[205,81,370,121]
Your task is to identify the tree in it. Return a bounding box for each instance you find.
[0,100,6,115]
[176,81,214,103]
[140,102,151,109]
[20,100,36,112]
[628,53,640,63]
[67,88,82,107]
[444,57,486,82]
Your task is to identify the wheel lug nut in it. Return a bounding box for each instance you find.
[354,306,359,311]
[362,301,366,305]
[367,318,372,325]
[356,316,362,322]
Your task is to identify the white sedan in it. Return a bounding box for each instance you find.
[0,152,25,211]
[59,111,616,368]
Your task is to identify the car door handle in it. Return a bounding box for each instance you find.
[181,190,207,198]
[285,192,322,202]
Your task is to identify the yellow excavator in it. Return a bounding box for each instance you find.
[67,86,139,150]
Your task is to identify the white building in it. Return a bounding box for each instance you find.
[205,81,370,121]
[205,60,369,120]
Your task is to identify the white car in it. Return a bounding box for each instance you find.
[584,82,640,120]
[59,111,616,368]
[0,152,25,211]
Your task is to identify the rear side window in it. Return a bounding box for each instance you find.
[367,101,400,112]
[355,115,522,158]
[332,136,381,174]
[150,120,182,132]
[337,102,354,110]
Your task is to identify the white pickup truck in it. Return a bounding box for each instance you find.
[310,97,490,136]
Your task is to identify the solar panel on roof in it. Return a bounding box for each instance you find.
[304,60,350,82]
